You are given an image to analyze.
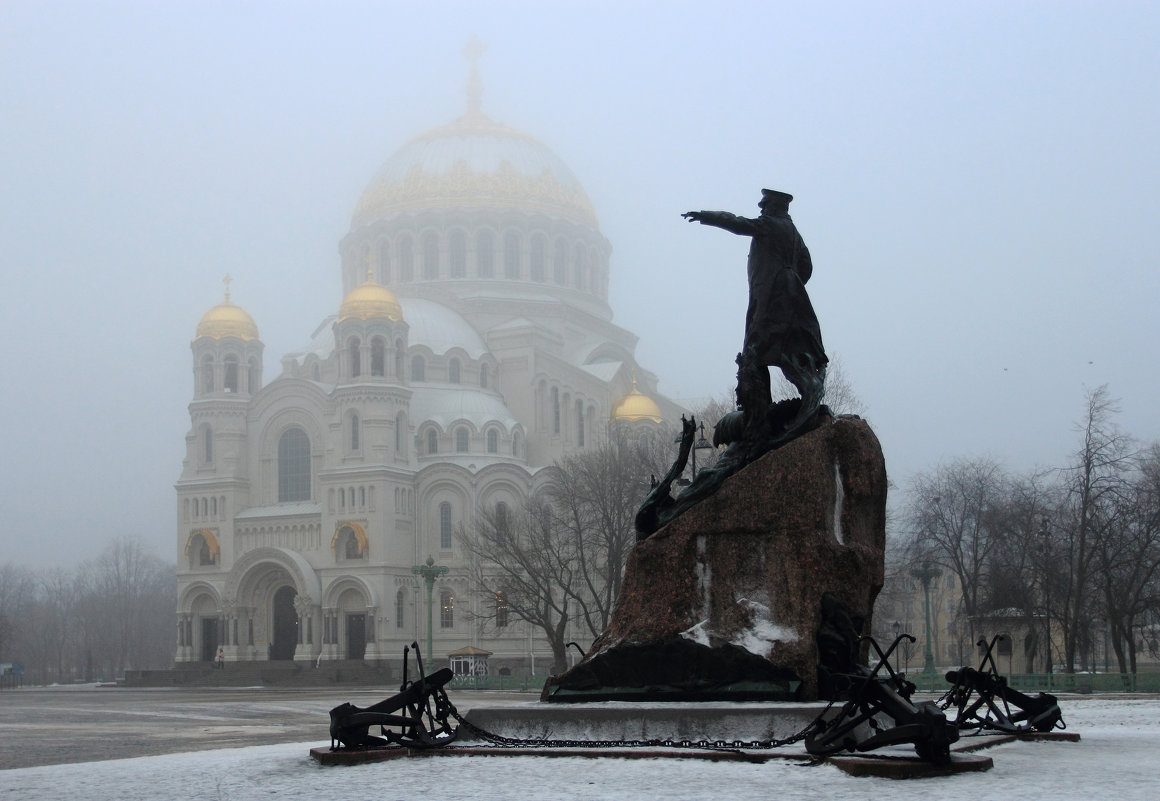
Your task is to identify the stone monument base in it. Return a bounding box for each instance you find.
[545,416,887,703]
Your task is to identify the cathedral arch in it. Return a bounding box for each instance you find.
[347,337,361,379]
[553,238,568,284]
[371,337,386,377]
[398,235,414,282]
[422,230,440,279]
[503,230,521,279]
[475,229,494,278]
[530,233,546,281]
[449,229,467,278]
[277,427,311,502]
[223,355,240,393]
[201,354,214,393]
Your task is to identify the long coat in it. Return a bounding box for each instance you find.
[696,210,827,372]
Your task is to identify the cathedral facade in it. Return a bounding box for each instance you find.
[175,86,680,674]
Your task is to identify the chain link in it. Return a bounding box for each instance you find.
[448,700,834,753]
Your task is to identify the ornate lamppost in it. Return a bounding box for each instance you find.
[1039,515,1054,675]
[411,556,449,661]
[911,561,941,675]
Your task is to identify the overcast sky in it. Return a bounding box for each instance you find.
[2,1,1158,568]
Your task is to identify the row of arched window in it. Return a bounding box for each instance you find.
[357,229,607,299]
[539,381,595,446]
[184,495,226,522]
[420,425,521,458]
[328,485,374,514]
[199,354,260,395]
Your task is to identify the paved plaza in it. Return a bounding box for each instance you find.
[0,684,532,770]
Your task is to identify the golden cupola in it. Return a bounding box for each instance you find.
[338,271,403,322]
[610,377,663,423]
[195,279,259,341]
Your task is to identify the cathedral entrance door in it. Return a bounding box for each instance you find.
[201,618,218,663]
[270,585,298,660]
[346,613,366,660]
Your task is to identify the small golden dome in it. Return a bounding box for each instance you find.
[610,378,662,423]
[339,271,403,322]
[196,280,259,341]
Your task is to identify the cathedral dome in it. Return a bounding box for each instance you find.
[351,109,597,229]
[338,272,403,322]
[196,293,259,341]
[610,379,663,423]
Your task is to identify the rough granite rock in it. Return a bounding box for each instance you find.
[544,415,886,702]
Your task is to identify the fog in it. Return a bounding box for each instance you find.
[2,1,1158,567]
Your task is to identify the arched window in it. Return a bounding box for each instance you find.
[203,426,213,463]
[398,236,413,282]
[553,239,567,284]
[411,355,425,381]
[476,230,493,278]
[371,338,385,377]
[495,501,510,534]
[224,356,239,393]
[455,427,469,453]
[576,400,585,447]
[350,413,360,451]
[277,427,311,502]
[495,589,509,628]
[378,241,392,284]
[552,387,560,434]
[440,590,454,628]
[338,487,345,509]
[199,537,214,566]
[396,589,406,628]
[448,358,460,384]
[512,431,521,458]
[486,428,498,453]
[427,429,438,454]
[311,363,321,381]
[479,363,489,389]
[359,486,365,507]
[439,501,452,549]
[348,338,361,378]
[504,231,520,279]
[248,358,260,393]
[211,497,218,516]
[422,231,439,279]
[395,412,406,453]
[574,244,587,291]
[530,234,546,282]
[449,230,466,278]
[201,355,214,393]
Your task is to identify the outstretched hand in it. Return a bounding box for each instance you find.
[682,211,703,223]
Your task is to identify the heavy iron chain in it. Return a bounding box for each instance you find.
[446,700,836,753]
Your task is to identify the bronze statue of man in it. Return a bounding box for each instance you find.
[683,190,827,434]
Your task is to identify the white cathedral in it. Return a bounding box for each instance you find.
[175,71,682,675]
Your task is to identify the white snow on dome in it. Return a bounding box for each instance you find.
[409,385,519,431]
[400,298,486,358]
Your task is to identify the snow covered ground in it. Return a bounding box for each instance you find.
[2,697,1156,800]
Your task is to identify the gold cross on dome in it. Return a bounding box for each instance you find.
[462,36,486,114]
[222,273,233,301]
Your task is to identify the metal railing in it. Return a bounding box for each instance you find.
[448,673,543,692]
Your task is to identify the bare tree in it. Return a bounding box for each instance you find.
[1096,443,1160,675]
[0,563,35,665]
[1055,385,1135,672]
[462,437,664,673]
[907,457,1008,644]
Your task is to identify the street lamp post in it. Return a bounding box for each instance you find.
[911,561,941,675]
[1039,515,1054,675]
[411,556,449,662]
[892,620,902,673]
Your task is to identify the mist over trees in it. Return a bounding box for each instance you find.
[0,538,174,684]
[461,435,670,674]
[889,385,1160,675]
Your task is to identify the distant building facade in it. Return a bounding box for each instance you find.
[175,82,680,673]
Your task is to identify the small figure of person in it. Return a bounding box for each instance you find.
[215,647,225,669]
